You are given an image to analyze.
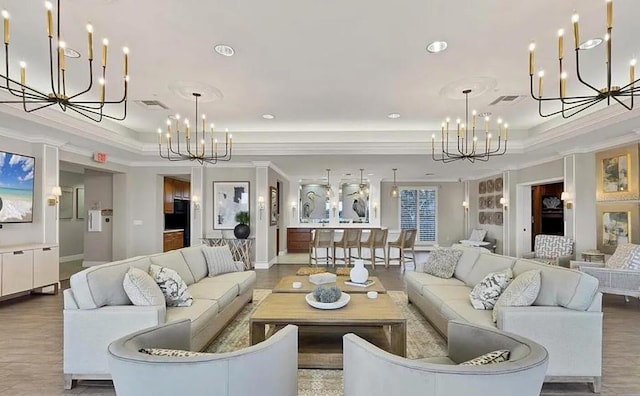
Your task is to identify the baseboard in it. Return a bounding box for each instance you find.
[254,261,272,269]
[82,260,108,267]
[60,254,84,263]
[278,249,288,256]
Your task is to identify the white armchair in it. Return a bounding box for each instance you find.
[523,234,574,267]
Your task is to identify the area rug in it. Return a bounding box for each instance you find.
[206,289,447,396]
[295,266,351,276]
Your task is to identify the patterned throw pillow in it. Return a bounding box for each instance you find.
[623,247,640,270]
[493,270,541,322]
[139,348,209,357]
[123,267,166,306]
[202,246,240,277]
[149,264,193,307]
[607,243,640,269]
[469,268,513,310]
[459,349,510,366]
[469,229,487,242]
[424,248,463,278]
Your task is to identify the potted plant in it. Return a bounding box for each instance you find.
[234,211,250,239]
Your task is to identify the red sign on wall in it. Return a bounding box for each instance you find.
[93,152,107,163]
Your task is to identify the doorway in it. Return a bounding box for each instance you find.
[531,182,564,246]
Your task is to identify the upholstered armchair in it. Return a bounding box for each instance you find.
[343,321,549,396]
[523,234,574,267]
[570,243,640,301]
[108,320,298,396]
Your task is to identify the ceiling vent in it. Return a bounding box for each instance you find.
[135,100,169,110]
[489,95,525,106]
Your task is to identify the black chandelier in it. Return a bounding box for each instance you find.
[0,0,129,122]
[157,92,232,165]
[528,0,638,118]
[431,89,508,163]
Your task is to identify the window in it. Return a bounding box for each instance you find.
[399,187,437,243]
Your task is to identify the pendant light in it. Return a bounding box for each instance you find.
[325,169,333,197]
[358,169,369,196]
[390,168,399,198]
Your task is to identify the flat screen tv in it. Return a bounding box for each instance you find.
[0,150,35,223]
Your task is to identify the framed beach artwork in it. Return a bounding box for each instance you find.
[213,181,249,230]
[270,186,278,226]
[596,203,639,254]
[596,144,639,201]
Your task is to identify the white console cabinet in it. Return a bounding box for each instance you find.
[0,244,59,298]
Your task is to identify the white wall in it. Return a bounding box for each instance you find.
[59,170,84,260]
[467,174,505,254]
[83,169,113,264]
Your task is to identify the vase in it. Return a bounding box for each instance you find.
[233,223,250,239]
[350,259,369,283]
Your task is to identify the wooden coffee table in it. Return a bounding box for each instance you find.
[250,293,406,369]
[273,275,386,294]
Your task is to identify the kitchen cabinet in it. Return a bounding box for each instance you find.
[164,178,191,214]
[287,228,313,253]
[163,231,184,252]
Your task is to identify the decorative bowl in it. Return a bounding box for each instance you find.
[305,292,350,310]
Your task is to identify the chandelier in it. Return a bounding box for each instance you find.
[528,0,638,118]
[358,169,369,195]
[0,0,129,122]
[431,89,508,163]
[157,92,232,165]
[390,168,399,198]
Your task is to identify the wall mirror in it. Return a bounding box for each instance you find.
[339,181,370,223]
[299,184,330,223]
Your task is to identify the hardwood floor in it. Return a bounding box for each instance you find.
[0,263,638,395]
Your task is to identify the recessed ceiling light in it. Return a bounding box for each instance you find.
[426,41,448,54]
[63,47,80,58]
[579,38,603,50]
[262,114,275,120]
[387,113,401,119]
[214,44,235,57]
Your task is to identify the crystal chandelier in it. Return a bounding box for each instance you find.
[390,168,399,198]
[0,0,129,122]
[431,89,508,163]
[157,93,232,165]
[528,0,638,118]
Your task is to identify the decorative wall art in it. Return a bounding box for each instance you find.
[339,182,370,223]
[213,181,250,230]
[493,212,503,226]
[486,195,495,209]
[596,144,639,201]
[486,179,495,193]
[479,197,486,209]
[479,212,486,224]
[270,186,278,226]
[479,181,486,194]
[596,203,639,254]
[495,195,503,209]
[494,177,503,191]
[299,184,329,223]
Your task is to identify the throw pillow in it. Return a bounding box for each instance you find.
[202,246,240,277]
[149,264,193,307]
[424,248,463,278]
[608,243,640,269]
[469,268,513,310]
[123,267,166,306]
[139,348,209,357]
[623,247,640,270]
[459,349,510,366]
[493,270,541,322]
[469,229,487,242]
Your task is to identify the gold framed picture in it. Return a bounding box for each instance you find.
[596,144,639,201]
[596,203,639,254]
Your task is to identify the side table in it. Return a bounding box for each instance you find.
[202,238,255,269]
[581,250,605,263]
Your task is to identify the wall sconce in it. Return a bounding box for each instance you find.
[192,195,201,212]
[373,203,378,218]
[332,203,337,217]
[48,186,62,206]
[462,200,469,211]
[258,196,265,219]
[499,197,508,209]
[560,192,573,209]
[291,201,297,217]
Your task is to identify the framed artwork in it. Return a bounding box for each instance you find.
[494,177,503,191]
[59,187,73,220]
[300,184,329,222]
[76,187,85,219]
[596,203,639,254]
[596,144,639,201]
[486,195,495,209]
[495,194,503,209]
[479,212,487,224]
[269,186,278,226]
[479,181,486,194]
[479,196,486,209]
[213,181,250,230]
[486,179,495,193]
[493,212,503,226]
[340,182,370,223]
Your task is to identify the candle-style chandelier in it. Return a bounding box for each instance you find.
[157,92,232,165]
[431,89,508,163]
[0,0,129,122]
[528,0,638,118]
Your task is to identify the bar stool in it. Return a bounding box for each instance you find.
[333,229,362,267]
[309,229,335,266]
[387,229,417,271]
[359,228,388,269]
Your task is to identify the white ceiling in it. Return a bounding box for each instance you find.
[1,0,640,180]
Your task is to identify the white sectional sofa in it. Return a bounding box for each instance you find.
[63,245,256,389]
[406,245,603,392]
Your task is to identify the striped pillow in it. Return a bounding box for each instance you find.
[202,246,240,277]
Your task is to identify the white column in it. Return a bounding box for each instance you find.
[254,165,270,268]
[41,144,59,245]
[564,153,597,254]
[191,166,204,245]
